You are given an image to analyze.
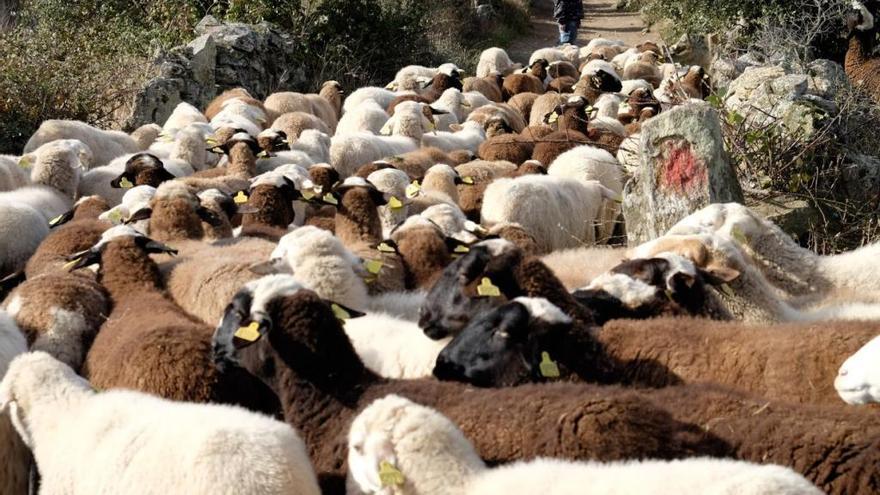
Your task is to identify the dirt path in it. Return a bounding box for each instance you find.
[507,0,659,63]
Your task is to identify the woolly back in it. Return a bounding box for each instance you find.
[148,196,205,242]
[30,142,83,199]
[98,237,165,295]
[337,187,383,246]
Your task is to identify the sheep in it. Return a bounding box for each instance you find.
[161,101,208,136]
[343,87,399,114]
[367,167,411,237]
[347,395,822,495]
[0,155,30,192]
[1,140,86,277]
[343,313,451,379]
[99,184,156,228]
[388,65,441,91]
[466,102,527,133]
[331,101,432,178]
[385,216,460,290]
[407,164,463,214]
[195,188,237,239]
[270,111,332,140]
[527,92,568,128]
[462,74,504,102]
[130,123,162,150]
[572,68,623,104]
[109,152,184,189]
[420,120,487,154]
[41,194,109,230]
[0,351,320,495]
[336,99,390,136]
[502,70,545,100]
[431,88,472,130]
[476,47,522,77]
[241,172,300,230]
[24,119,137,167]
[844,2,880,102]
[481,174,614,253]
[211,280,729,495]
[540,246,627,290]
[667,202,880,303]
[0,310,29,495]
[74,226,277,412]
[180,131,260,194]
[548,145,624,242]
[632,233,880,323]
[478,120,534,165]
[506,92,540,123]
[419,67,465,102]
[210,98,267,136]
[836,334,880,405]
[547,75,577,93]
[320,80,345,121]
[418,239,595,339]
[204,87,258,120]
[623,51,663,87]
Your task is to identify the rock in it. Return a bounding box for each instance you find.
[747,195,819,243]
[725,65,788,107]
[806,59,848,99]
[709,58,746,92]
[840,153,880,206]
[188,34,216,99]
[623,102,743,244]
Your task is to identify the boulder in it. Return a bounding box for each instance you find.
[623,102,743,244]
[840,153,880,207]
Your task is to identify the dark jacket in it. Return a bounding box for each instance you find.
[554,0,583,22]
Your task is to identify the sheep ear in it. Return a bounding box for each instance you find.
[65,248,102,271]
[237,203,260,215]
[213,291,262,363]
[124,208,153,224]
[196,206,225,227]
[158,167,176,183]
[324,301,366,320]
[250,258,292,275]
[136,237,178,256]
[49,208,76,228]
[368,187,388,206]
[698,266,740,285]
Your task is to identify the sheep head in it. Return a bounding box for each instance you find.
[847,1,875,31]
[111,153,175,189]
[836,335,880,405]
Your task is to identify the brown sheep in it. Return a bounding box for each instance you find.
[478,129,534,165]
[308,163,340,192]
[78,230,278,414]
[130,123,161,151]
[387,94,431,115]
[462,74,504,102]
[387,220,457,290]
[502,73,545,100]
[420,71,464,103]
[547,76,577,93]
[381,147,458,179]
[454,159,518,219]
[212,285,729,495]
[548,61,579,79]
[241,175,299,230]
[528,92,567,127]
[623,51,664,88]
[109,153,176,190]
[487,221,541,255]
[180,132,260,194]
[845,3,880,103]
[506,92,540,123]
[572,69,623,104]
[204,88,256,120]
[319,80,344,120]
[270,112,331,140]
[466,103,528,134]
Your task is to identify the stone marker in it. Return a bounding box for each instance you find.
[623,101,743,244]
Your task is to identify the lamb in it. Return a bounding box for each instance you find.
[385,215,460,289]
[336,99,390,136]
[24,119,138,167]
[548,145,624,242]
[211,280,729,495]
[481,174,614,253]
[407,164,463,214]
[462,74,504,102]
[347,395,822,495]
[161,101,208,136]
[0,351,320,495]
[1,139,86,277]
[270,111,332,140]
[180,131,260,194]
[476,47,522,77]
[75,226,277,412]
[431,88,472,130]
[204,87,259,120]
[527,92,567,127]
[836,334,880,405]
[210,98,267,136]
[0,311,29,495]
[623,51,663,87]
[506,92,540,123]
[343,87,399,114]
[420,120,487,154]
[130,123,162,150]
[466,102,527,133]
[419,67,465,102]
[502,69,546,100]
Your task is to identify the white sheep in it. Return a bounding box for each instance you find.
[344,87,399,114]
[210,98,267,136]
[0,351,321,495]
[431,88,470,131]
[529,47,573,65]
[343,313,450,379]
[291,129,332,164]
[547,145,624,243]
[835,334,880,405]
[420,120,486,154]
[161,102,208,136]
[0,311,29,495]
[99,185,157,228]
[347,395,821,495]
[0,155,30,192]
[337,99,390,136]
[581,59,621,80]
[481,175,616,253]
[476,47,522,77]
[367,167,411,238]
[23,120,137,167]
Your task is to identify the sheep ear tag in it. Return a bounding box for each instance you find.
[539,352,560,379]
[388,196,404,210]
[301,189,316,201]
[364,259,383,275]
[379,461,405,488]
[62,257,82,271]
[119,177,134,189]
[234,191,249,204]
[454,245,470,254]
[730,226,749,245]
[322,193,339,206]
[234,322,262,343]
[18,156,32,169]
[108,209,124,224]
[331,303,366,322]
[377,242,397,254]
[547,111,559,124]
[461,176,475,185]
[406,181,421,199]
[719,284,735,297]
[476,277,501,297]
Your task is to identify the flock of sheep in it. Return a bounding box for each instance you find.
[0,11,879,494]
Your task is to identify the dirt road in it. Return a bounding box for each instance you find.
[507,0,659,63]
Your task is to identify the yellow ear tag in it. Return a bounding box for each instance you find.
[205,137,218,146]
[406,181,421,199]
[388,196,404,210]
[719,284,735,297]
[257,150,268,158]
[664,289,674,301]
[18,156,32,169]
[212,147,224,154]
[539,352,561,378]
[477,277,501,297]
[461,176,475,185]
[62,258,81,271]
[548,112,559,124]
[323,193,338,205]
[331,303,351,320]
[453,245,470,254]
[234,322,261,342]
[302,189,316,200]
[379,461,406,488]
[119,177,134,189]
[234,191,249,204]
[108,209,124,224]
[49,214,65,226]
[730,225,748,245]
[364,259,383,275]
[377,242,396,253]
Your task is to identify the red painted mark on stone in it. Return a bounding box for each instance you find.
[658,140,706,194]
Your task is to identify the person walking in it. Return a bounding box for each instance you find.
[554,0,584,45]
